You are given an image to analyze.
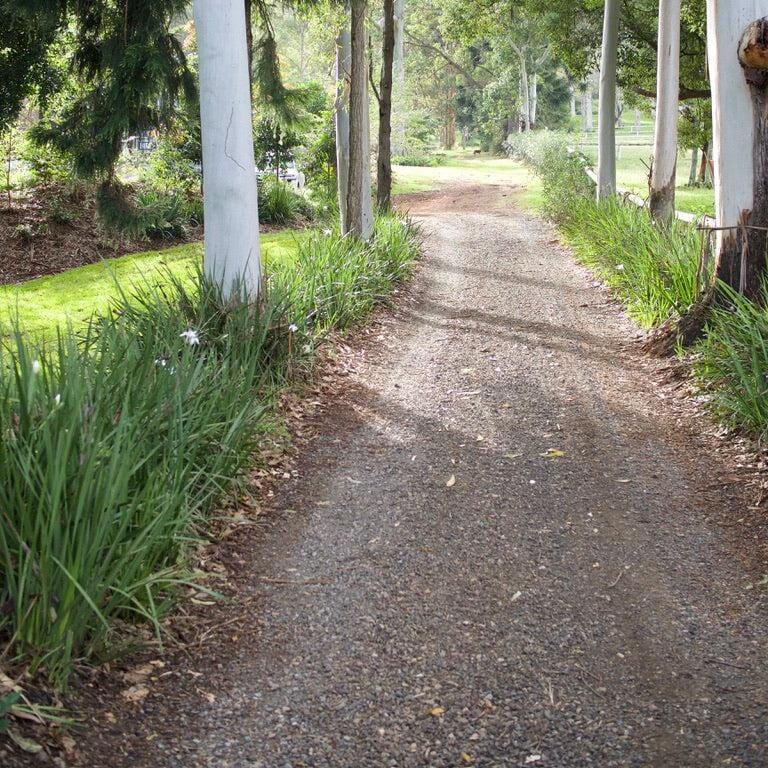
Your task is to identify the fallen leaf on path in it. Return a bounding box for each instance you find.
[511,591,522,602]
[616,479,632,484]
[525,756,543,765]
[462,753,474,764]
[61,736,77,755]
[446,475,456,488]
[504,453,522,460]
[540,449,566,458]
[429,706,446,717]
[121,684,150,703]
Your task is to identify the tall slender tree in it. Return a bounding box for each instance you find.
[377,0,396,210]
[346,0,374,239]
[649,0,681,222]
[597,0,619,200]
[194,0,261,297]
[335,25,352,232]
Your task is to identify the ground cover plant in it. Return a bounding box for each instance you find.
[0,215,420,691]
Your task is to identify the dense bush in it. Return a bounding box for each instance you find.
[0,214,420,689]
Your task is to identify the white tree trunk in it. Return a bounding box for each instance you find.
[634,107,641,135]
[193,0,260,298]
[597,0,620,199]
[529,72,538,128]
[570,86,577,118]
[650,0,681,221]
[392,0,406,155]
[706,0,768,285]
[335,28,351,233]
[583,86,594,132]
[512,43,530,132]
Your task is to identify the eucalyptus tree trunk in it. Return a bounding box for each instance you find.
[688,146,699,186]
[335,27,351,232]
[529,73,538,129]
[583,86,594,132]
[392,0,406,155]
[706,2,768,297]
[377,0,395,210]
[346,0,374,240]
[193,0,260,298]
[649,0,681,222]
[634,107,641,135]
[511,43,530,132]
[597,0,620,200]
[569,86,577,118]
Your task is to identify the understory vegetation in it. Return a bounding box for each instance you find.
[508,132,768,443]
[0,215,420,690]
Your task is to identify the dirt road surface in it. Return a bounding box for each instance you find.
[58,183,768,766]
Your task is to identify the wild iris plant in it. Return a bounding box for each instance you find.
[0,214,420,689]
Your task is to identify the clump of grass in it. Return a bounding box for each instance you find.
[0,214,420,689]
[561,197,703,328]
[692,283,768,440]
[258,176,313,225]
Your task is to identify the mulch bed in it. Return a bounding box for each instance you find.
[0,184,198,287]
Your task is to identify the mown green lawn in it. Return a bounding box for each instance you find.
[0,230,306,339]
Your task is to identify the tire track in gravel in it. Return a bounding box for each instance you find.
[67,182,768,767]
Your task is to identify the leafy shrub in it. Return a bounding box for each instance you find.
[258,175,313,225]
[0,214,420,689]
[47,197,75,224]
[693,284,768,440]
[392,153,446,167]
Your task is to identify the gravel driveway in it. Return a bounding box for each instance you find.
[64,183,768,767]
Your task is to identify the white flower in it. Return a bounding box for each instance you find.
[180,329,200,346]
[288,324,298,334]
[616,264,625,271]
[54,394,61,406]
[323,229,332,236]
[155,357,168,368]
[31,360,41,375]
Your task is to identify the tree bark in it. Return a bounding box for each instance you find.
[335,26,351,232]
[392,0,406,155]
[706,2,768,296]
[244,0,253,85]
[377,0,395,210]
[649,0,681,222]
[597,0,620,200]
[194,0,260,298]
[688,146,699,186]
[512,43,531,132]
[346,0,374,240]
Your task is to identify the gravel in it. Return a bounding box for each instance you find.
[48,183,768,767]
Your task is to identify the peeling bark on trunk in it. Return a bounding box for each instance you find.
[650,0,681,222]
[706,2,768,296]
[194,0,260,298]
[377,0,395,211]
[512,43,531,132]
[597,0,620,200]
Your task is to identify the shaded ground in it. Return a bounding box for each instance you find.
[11,181,768,766]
